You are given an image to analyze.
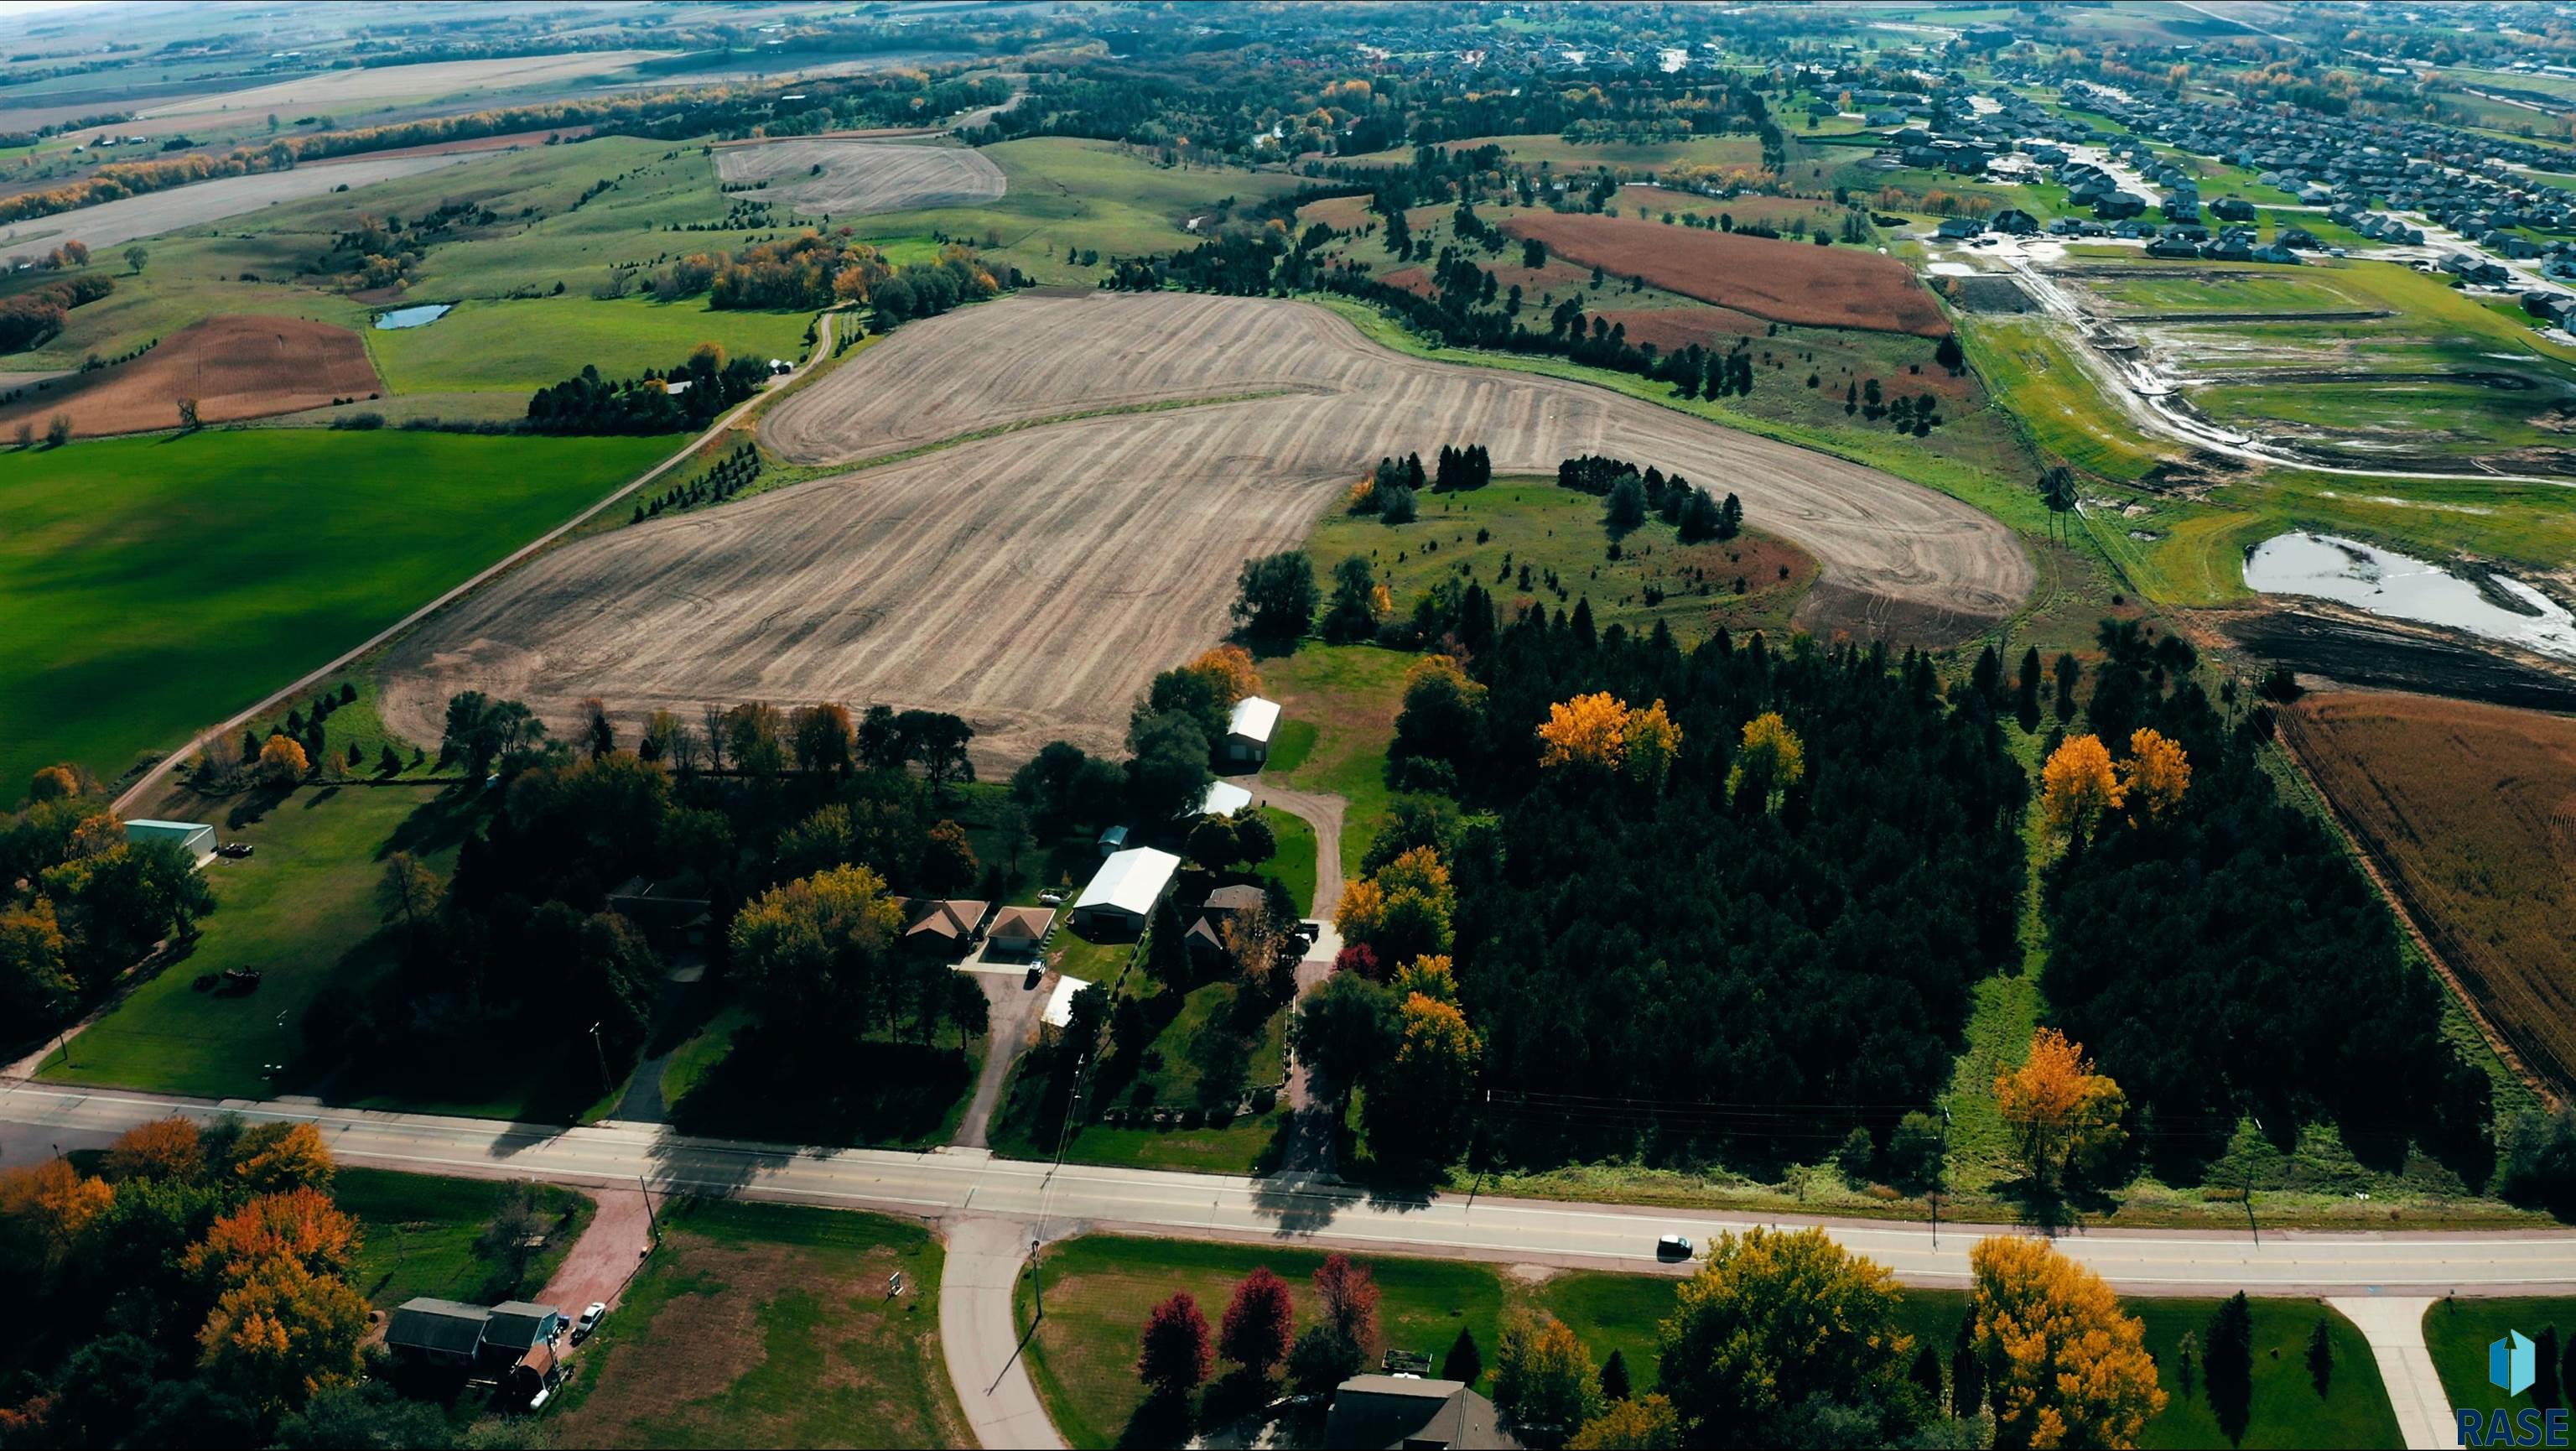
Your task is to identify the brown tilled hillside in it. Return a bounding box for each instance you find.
[2286,690,2576,1097]
[0,314,382,437]
[1504,211,1952,336]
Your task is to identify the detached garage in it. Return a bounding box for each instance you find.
[125,819,215,867]
[1223,696,1280,766]
[1068,846,1182,937]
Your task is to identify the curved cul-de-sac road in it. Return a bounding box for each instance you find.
[380,292,2033,767]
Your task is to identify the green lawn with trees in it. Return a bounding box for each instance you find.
[2424,1298,2576,1420]
[339,1168,595,1309]
[0,429,670,791]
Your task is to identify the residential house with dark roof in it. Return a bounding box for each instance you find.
[1324,1376,1518,1449]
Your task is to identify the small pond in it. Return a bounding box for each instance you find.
[373,304,452,330]
[2242,532,2576,662]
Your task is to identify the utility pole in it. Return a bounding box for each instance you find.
[53,1023,73,1070]
[1933,1100,1952,1251]
[638,1174,659,1242]
[589,1022,611,1096]
[2245,1116,2263,1246]
[1031,1051,1088,1323]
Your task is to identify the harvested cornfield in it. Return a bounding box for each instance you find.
[2285,691,2576,1097]
[382,293,2029,769]
[0,152,489,265]
[1505,212,1951,336]
[0,314,381,436]
[711,140,1005,217]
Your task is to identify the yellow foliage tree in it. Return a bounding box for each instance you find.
[1332,876,1384,942]
[103,1116,205,1184]
[1187,644,1262,707]
[1995,1028,2127,1190]
[1727,712,1805,809]
[2040,734,2122,840]
[1624,698,1682,789]
[1391,954,1457,1003]
[230,1122,335,1196]
[1971,1235,2166,1450]
[196,1253,369,1414]
[27,765,80,801]
[1571,1394,1683,1450]
[257,735,309,788]
[1538,692,1632,769]
[2118,728,2190,824]
[1494,1313,1604,1438]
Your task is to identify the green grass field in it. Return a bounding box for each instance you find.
[2423,1298,2576,1418]
[1109,978,1289,1115]
[1255,805,1317,918]
[0,428,670,790]
[367,294,818,393]
[37,783,455,1099]
[1353,132,1769,173]
[1258,643,1414,880]
[1306,477,1820,649]
[852,138,1308,287]
[1015,1236,2400,1449]
[340,1168,595,1308]
[549,1199,969,1449]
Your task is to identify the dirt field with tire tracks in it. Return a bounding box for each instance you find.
[712,140,1005,216]
[380,292,2029,768]
[0,151,492,265]
[0,314,380,436]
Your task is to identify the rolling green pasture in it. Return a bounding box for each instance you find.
[367,294,817,393]
[1353,132,1768,173]
[0,428,669,790]
[1306,477,1819,648]
[852,137,1307,286]
[548,1199,969,1449]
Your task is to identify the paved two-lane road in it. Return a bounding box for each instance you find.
[5,1081,2569,1298]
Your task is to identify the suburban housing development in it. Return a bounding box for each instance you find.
[0,3,2570,1449]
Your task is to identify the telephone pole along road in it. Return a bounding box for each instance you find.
[4,1083,2570,1297]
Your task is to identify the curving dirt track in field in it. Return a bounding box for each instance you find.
[380,293,2029,769]
[711,139,1005,217]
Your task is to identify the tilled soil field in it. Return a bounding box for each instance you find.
[2284,690,2576,1097]
[711,139,1005,216]
[1504,212,1951,336]
[382,293,2030,769]
[0,314,381,436]
[0,151,490,265]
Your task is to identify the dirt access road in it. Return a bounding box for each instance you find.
[382,292,2031,769]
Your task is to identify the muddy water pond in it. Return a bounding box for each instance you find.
[2243,532,2576,662]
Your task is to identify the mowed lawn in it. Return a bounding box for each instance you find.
[340,1168,595,1308]
[368,294,818,394]
[0,429,671,789]
[1258,642,1413,880]
[38,783,462,1100]
[548,1199,969,1449]
[1019,1236,2401,1451]
[2424,1298,2576,1418]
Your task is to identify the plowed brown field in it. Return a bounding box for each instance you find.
[2285,691,2576,1097]
[381,293,2029,769]
[0,314,380,436]
[711,140,1005,216]
[1504,213,1951,336]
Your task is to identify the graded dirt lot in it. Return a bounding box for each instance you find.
[116,51,676,137]
[382,293,2028,769]
[712,139,1006,216]
[2284,690,2576,1097]
[0,150,490,264]
[0,314,381,436]
[1504,212,1952,335]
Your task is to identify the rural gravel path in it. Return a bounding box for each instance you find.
[954,970,1052,1151]
[941,1215,1067,1450]
[539,1183,657,1321]
[111,309,844,819]
[384,292,2033,772]
[1253,784,1346,1177]
[2325,1298,2453,1451]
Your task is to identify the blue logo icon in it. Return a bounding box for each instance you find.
[2494,1331,2538,1398]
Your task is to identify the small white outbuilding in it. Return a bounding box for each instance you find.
[1068,845,1182,936]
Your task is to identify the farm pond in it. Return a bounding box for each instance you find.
[373,304,452,330]
[2244,532,2576,663]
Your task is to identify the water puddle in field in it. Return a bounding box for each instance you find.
[373,304,451,330]
[2244,532,2576,661]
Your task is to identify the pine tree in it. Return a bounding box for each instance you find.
[2307,1318,2334,1399]
[1600,1348,1631,1402]
[1443,1327,1483,1387]
[2536,1325,2563,1412]
[1951,1313,1985,1419]
[2205,1292,2255,1443]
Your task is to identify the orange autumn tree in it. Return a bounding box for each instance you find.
[257,734,309,788]
[2040,734,2122,841]
[102,1116,205,1183]
[197,1252,369,1413]
[229,1122,335,1196]
[0,1159,112,1256]
[185,1187,361,1284]
[1995,1027,2127,1190]
[1335,846,1456,965]
[1971,1236,2165,1449]
[2118,728,2190,824]
[1187,644,1263,707]
[1539,692,1685,788]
